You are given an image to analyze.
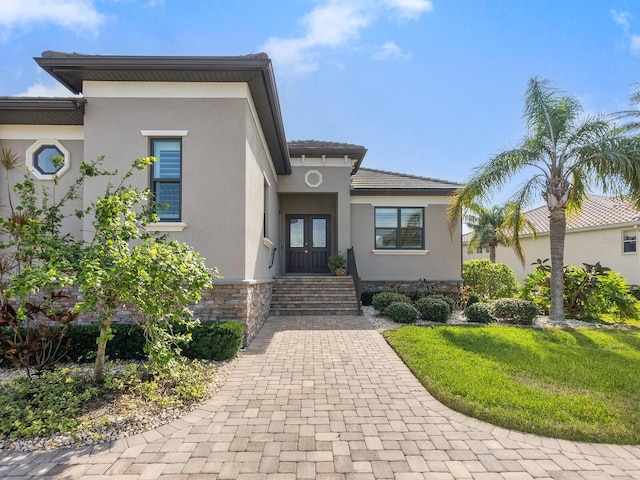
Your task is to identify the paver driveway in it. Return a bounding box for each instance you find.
[0,315,639,479]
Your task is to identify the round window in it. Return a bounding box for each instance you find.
[34,145,64,175]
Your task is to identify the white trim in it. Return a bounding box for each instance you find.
[304,169,323,188]
[263,237,274,248]
[290,157,356,169]
[84,81,249,99]
[351,196,451,205]
[0,125,83,140]
[372,250,429,255]
[141,130,188,137]
[145,222,187,232]
[25,139,71,181]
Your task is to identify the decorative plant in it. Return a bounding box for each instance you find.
[328,253,346,273]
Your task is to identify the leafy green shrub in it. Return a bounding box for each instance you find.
[361,291,383,306]
[0,368,101,440]
[520,263,639,321]
[491,299,538,325]
[428,294,456,313]
[466,293,480,308]
[464,303,494,323]
[372,292,411,313]
[385,302,419,324]
[462,260,518,300]
[415,297,450,322]
[181,321,244,361]
[629,285,640,301]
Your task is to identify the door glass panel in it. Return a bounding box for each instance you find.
[289,219,304,247]
[312,218,327,247]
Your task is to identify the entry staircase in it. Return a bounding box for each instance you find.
[270,276,360,316]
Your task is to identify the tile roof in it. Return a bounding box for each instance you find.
[351,167,461,194]
[462,195,640,242]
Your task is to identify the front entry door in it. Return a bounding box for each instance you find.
[286,215,331,274]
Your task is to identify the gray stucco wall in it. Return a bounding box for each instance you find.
[277,165,352,261]
[82,97,250,281]
[0,137,84,238]
[350,202,462,282]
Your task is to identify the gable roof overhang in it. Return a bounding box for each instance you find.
[34,51,291,174]
[288,140,368,174]
[0,97,85,125]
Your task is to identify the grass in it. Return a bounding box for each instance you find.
[384,325,640,444]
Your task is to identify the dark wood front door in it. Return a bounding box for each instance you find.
[286,215,330,274]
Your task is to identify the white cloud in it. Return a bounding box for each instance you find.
[17,81,77,97]
[610,10,640,56]
[0,0,105,36]
[384,0,433,20]
[610,10,631,32]
[372,41,410,61]
[261,0,431,77]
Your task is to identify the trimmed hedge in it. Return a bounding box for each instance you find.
[361,291,383,306]
[385,302,419,324]
[372,292,411,313]
[491,299,539,325]
[464,303,494,323]
[40,321,244,364]
[415,297,450,323]
[181,321,244,361]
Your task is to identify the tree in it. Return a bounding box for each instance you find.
[448,78,640,321]
[463,202,535,264]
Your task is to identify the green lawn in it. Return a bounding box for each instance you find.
[384,325,640,444]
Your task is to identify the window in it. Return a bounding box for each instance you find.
[25,139,71,180]
[475,246,483,254]
[623,230,636,253]
[375,207,424,249]
[150,139,181,221]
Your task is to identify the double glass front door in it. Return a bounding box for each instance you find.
[286,215,330,274]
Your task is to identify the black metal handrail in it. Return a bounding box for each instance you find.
[347,246,363,315]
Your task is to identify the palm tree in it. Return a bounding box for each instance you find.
[464,202,535,265]
[448,78,640,321]
[616,83,640,134]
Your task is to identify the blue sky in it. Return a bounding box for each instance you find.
[1,0,639,206]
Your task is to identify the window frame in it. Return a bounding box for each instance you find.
[374,207,425,250]
[25,139,71,180]
[623,229,637,254]
[150,137,182,222]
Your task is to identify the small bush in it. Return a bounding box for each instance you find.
[372,292,411,313]
[491,299,539,325]
[428,294,456,313]
[361,291,383,306]
[466,293,480,308]
[385,302,419,324]
[181,321,244,361]
[415,297,450,323]
[463,259,518,300]
[629,285,640,301]
[464,303,494,323]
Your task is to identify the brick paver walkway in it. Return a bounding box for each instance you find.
[0,315,639,479]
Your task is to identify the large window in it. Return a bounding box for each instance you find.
[150,139,181,221]
[375,207,424,249]
[623,230,637,253]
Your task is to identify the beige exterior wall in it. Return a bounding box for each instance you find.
[350,198,462,282]
[464,225,640,285]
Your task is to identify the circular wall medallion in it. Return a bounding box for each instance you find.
[304,169,323,188]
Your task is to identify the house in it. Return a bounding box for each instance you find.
[0,51,463,343]
[463,196,640,285]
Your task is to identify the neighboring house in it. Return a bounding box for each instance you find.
[0,51,463,342]
[463,196,640,285]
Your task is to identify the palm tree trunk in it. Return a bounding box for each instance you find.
[548,208,566,321]
[489,245,496,263]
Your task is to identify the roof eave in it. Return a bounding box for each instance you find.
[350,188,457,196]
